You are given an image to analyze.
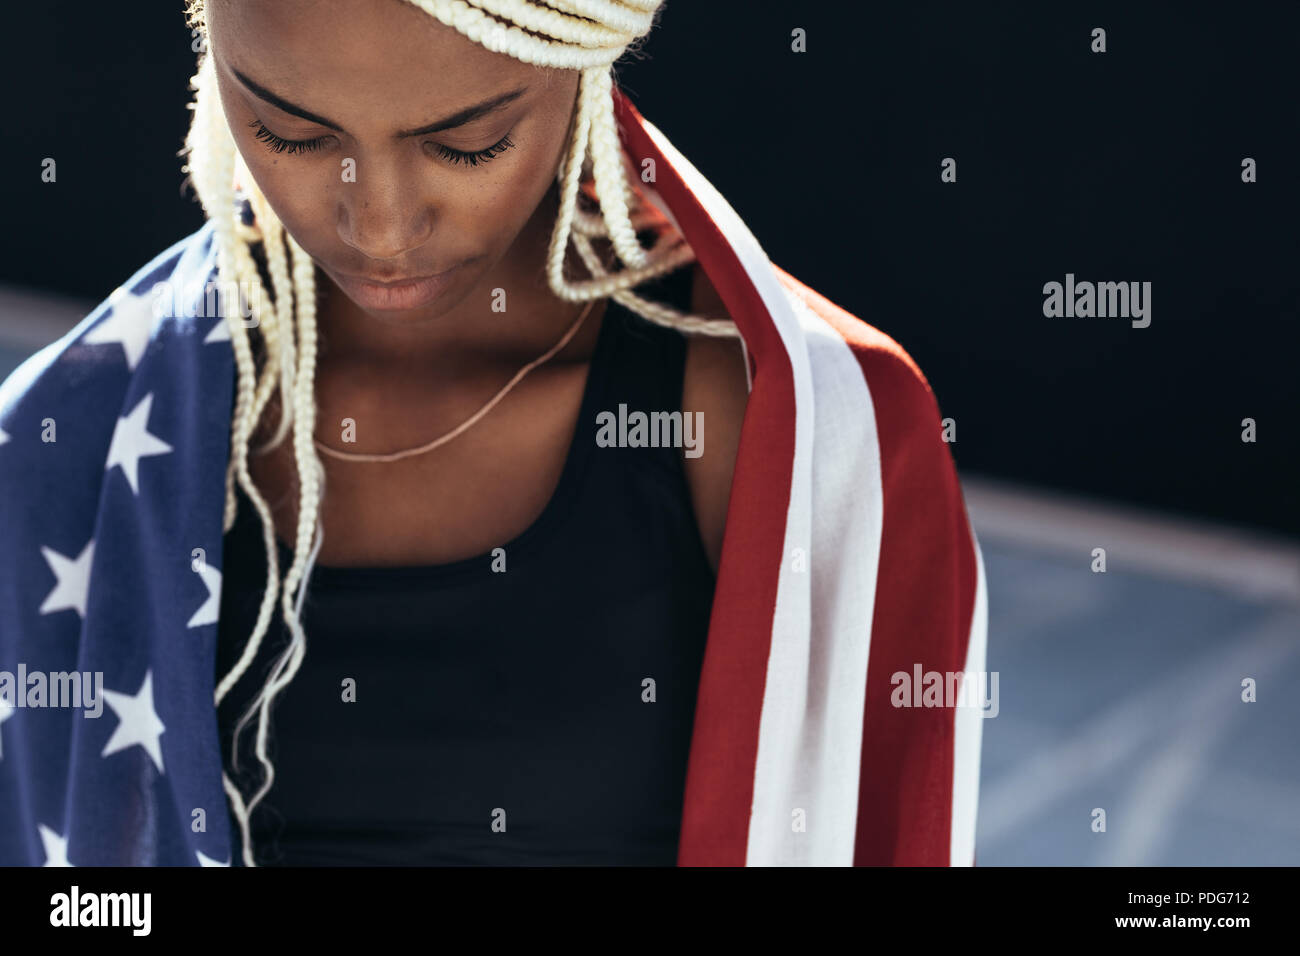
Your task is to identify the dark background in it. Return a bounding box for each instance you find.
[1,2,1296,537]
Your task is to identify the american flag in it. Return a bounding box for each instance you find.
[0,91,987,866]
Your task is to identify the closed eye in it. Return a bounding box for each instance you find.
[431,133,516,167]
[248,118,516,168]
[248,119,329,155]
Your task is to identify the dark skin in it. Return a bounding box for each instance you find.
[206,0,749,572]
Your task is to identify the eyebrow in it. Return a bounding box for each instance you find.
[230,67,527,137]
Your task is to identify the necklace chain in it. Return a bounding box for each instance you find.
[313,298,600,464]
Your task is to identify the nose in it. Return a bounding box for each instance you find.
[336,163,435,261]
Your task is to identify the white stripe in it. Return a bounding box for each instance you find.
[635,117,880,865]
[950,535,988,865]
[763,294,882,866]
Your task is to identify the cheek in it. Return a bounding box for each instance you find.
[233,140,329,240]
[483,156,554,232]
[445,143,563,261]
[217,107,334,252]
[478,111,574,238]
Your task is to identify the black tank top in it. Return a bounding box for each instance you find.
[214,265,716,866]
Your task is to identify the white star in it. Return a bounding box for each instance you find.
[38,824,73,867]
[105,393,173,496]
[101,670,166,775]
[196,849,231,867]
[0,696,13,760]
[83,285,156,371]
[0,427,9,446]
[187,561,223,629]
[38,539,95,620]
[204,317,231,344]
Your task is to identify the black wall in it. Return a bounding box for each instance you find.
[2,2,1296,537]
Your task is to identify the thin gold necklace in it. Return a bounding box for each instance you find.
[313,297,599,464]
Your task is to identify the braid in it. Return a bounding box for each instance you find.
[232,232,325,864]
[245,168,300,455]
[183,0,739,868]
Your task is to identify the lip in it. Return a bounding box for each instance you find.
[333,263,463,312]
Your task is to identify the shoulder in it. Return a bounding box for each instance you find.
[679,263,956,572]
[1,224,220,405]
[770,267,969,564]
[0,224,222,504]
[773,265,945,434]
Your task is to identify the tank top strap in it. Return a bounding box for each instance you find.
[590,262,696,420]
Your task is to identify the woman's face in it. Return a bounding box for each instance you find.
[205,0,581,321]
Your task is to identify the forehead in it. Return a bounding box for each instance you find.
[208,0,550,123]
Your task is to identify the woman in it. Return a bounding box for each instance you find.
[0,0,987,867]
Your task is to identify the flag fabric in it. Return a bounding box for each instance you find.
[0,91,987,867]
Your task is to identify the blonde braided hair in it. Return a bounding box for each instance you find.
[182,0,740,867]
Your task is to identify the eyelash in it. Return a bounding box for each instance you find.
[247,119,515,166]
[248,119,326,155]
[434,135,516,167]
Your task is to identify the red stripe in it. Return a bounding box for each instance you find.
[612,90,796,866]
[776,270,980,865]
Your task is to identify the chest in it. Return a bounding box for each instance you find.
[244,357,593,568]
